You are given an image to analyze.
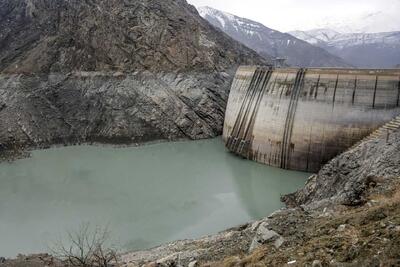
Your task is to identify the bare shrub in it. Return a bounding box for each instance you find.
[50,223,119,267]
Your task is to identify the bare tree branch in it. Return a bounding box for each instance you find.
[50,223,119,267]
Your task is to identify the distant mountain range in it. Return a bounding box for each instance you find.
[290,29,400,68]
[312,10,400,34]
[198,6,351,68]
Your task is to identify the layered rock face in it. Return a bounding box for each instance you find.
[0,0,266,150]
[0,72,234,148]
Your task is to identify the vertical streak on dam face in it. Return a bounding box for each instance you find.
[223,67,400,172]
[397,76,400,107]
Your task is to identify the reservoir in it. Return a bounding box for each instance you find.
[0,138,309,257]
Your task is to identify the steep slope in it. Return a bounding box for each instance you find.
[198,6,350,68]
[0,0,264,73]
[0,0,266,153]
[291,29,400,68]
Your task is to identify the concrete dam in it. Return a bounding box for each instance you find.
[223,66,400,172]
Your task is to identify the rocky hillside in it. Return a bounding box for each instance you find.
[290,29,400,68]
[0,0,266,153]
[198,7,351,68]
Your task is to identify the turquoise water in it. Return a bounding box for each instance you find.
[0,138,309,257]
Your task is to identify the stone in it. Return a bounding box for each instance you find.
[156,254,178,265]
[273,237,285,249]
[370,256,381,267]
[312,260,322,267]
[249,222,284,252]
[258,228,279,241]
[188,261,198,267]
[250,221,262,231]
[376,212,387,220]
[113,71,125,77]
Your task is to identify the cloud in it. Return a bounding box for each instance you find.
[187,0,400,32]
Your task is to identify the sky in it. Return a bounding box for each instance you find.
[187,0,400,33]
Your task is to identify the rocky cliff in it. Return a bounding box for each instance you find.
[0,0,266,153]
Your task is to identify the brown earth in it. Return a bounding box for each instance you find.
[205,181,400,267]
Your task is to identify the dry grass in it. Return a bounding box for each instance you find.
[202,181,400,267]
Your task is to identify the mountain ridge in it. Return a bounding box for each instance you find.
[311,10,400,34]
[198,6,351,68]
[290,28,400,68]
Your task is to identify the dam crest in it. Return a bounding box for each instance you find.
[223,66,400,172]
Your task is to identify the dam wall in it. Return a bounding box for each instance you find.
[223,66,400,172]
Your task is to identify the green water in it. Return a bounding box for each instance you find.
[0,138,309,257]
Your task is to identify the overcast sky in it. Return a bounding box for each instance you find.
[187,0,400,33]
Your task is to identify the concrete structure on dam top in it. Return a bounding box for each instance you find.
[223,66,400,172]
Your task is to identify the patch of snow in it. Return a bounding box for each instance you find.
[215,15,226,28]
[290,28,400,49]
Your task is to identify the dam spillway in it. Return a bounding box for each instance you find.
[223,66,400,172]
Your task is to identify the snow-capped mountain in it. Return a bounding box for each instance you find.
[289,29,343,45]
[290,29,400,68]
[198,7,350,68]
[314,11,400,34]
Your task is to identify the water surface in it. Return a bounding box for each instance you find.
[0,138,309,257]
